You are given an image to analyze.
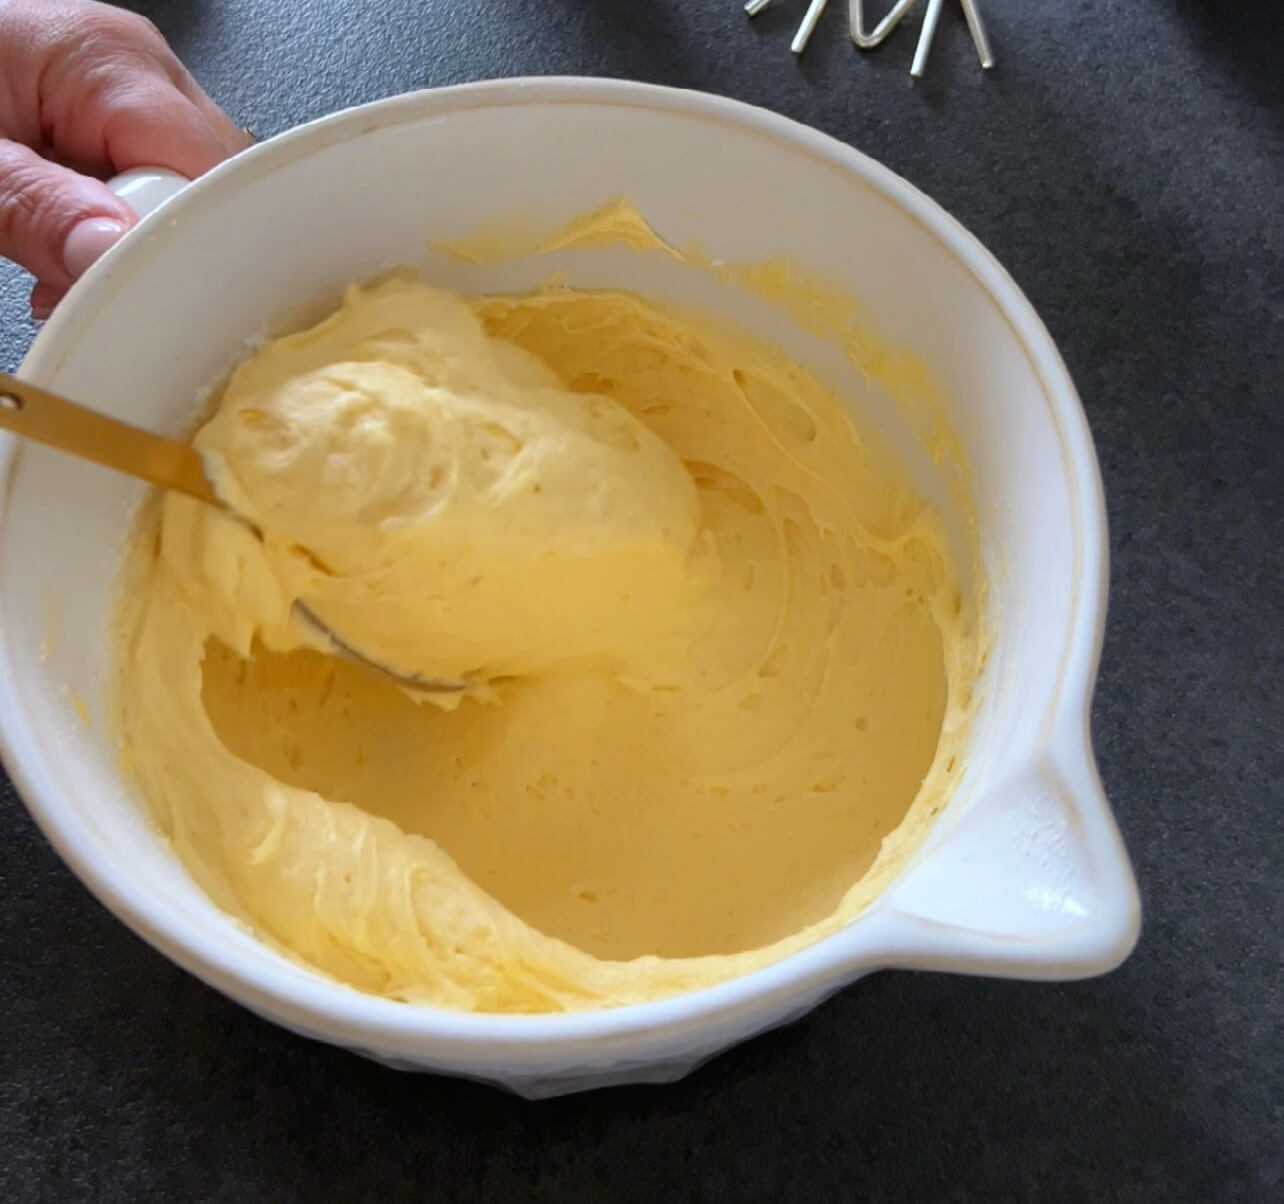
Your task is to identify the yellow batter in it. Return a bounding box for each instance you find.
[114,254,984,1012]
[190,281,707,687]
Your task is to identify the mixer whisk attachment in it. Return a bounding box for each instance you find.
[745,0,995,78]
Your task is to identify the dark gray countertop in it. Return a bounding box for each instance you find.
[1,2,1280,1200]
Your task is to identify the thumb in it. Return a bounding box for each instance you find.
[0,140,138,289]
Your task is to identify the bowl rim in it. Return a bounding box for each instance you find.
[0,76,1119,1060]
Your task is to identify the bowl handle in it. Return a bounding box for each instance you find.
[107,168,190,221]
[864,721,1141,980]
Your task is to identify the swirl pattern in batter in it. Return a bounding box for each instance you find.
[114,274,983,1012]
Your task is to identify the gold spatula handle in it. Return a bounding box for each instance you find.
[0,373,217,505]
[0,375,469,696]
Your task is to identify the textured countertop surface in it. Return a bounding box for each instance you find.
[1,2,1280,1200]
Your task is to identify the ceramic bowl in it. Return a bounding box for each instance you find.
[0,79,1139,1098]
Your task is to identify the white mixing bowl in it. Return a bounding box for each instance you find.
[0,79,1139,1098]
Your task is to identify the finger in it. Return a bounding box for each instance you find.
[30,281,64,322]
[165,59,257,156]
[94,71,249,179]
[115,9,254,158]
[0,140,136,288]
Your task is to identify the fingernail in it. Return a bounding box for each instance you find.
[63,218,127,279]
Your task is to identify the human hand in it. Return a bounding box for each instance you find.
[0,0,251,319]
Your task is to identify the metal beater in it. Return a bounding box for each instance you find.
[745,0,995,78]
